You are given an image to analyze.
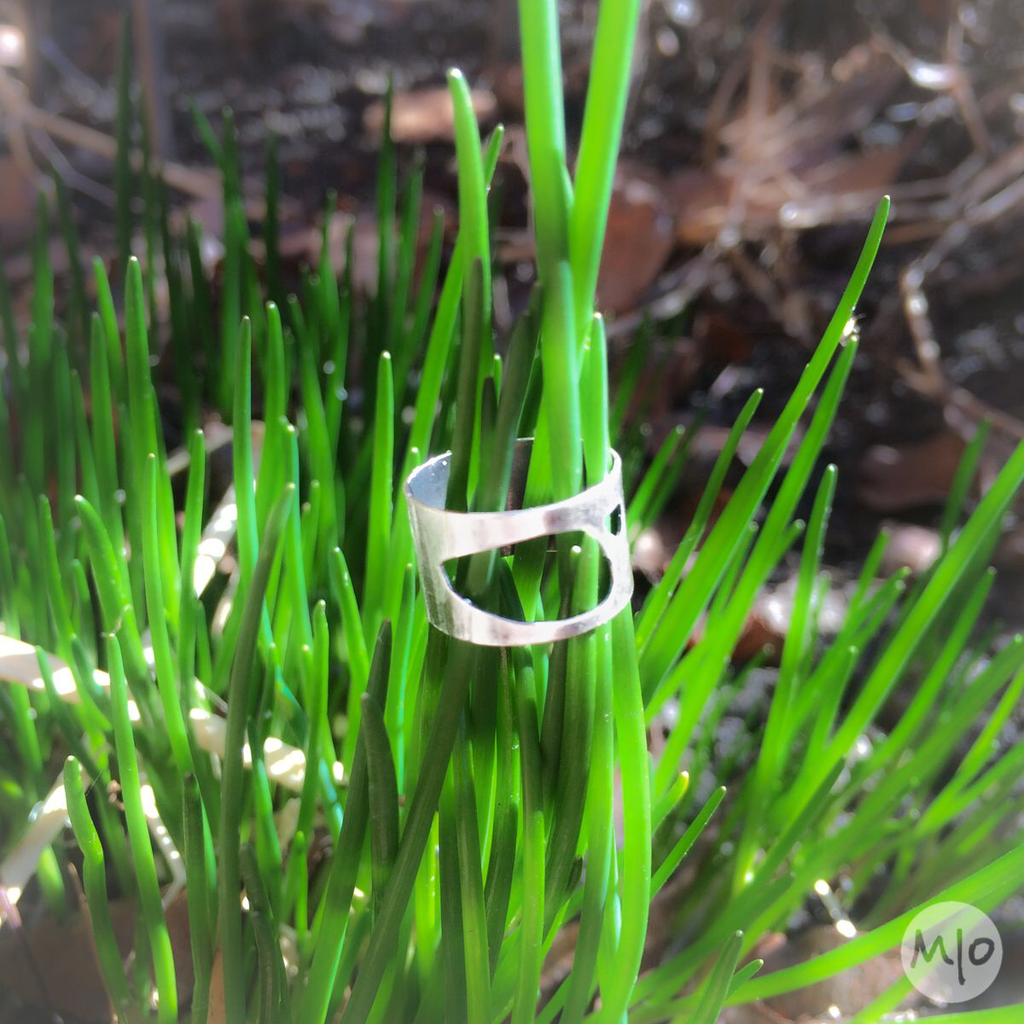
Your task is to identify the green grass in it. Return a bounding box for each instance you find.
[0,1,1023,1022]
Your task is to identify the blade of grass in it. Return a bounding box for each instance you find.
[362,689,400,919]
[652,786,726,896]
[107,633,177,1024]
[299,622,392,1024]
[510,640,546,1024]
[454,721,491,1021]
[731,844,1024,1004]
[569,0,643,338]
[601,608,652,1021]
[641,199,889,696]
[182,773,215,1024]
[362,350,394,648]
[63,756,138,1024]
[786,433,1024,826]
[690,931,744,1024]
[216,486,292,1024]
[142,453,193,781]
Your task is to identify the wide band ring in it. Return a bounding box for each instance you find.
[404,438,633,647]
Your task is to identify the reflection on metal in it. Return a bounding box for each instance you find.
[406,438,632,647]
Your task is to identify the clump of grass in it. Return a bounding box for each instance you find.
[0,1,1023,1022]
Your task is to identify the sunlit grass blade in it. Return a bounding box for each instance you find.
[142,454,192,781]
[454,723,490,1021]
[217,486,292,1024]
[731,843,1024,1004]
[786,432,1024,824]
[627,424,689,540]
[107,633,177,1023]
[299,622,392,1024]
[362,689,400,919]
[510,640,546,1024]
[182,773,215,1024]
[636,387,762,652]
[641,198,888,696]
[569,0,643,335]
[653,786,725,895]
[561,626,612,1024]
[63,756,138,1024]
[603,608,652,1020]
[363,350,394,648]
[691,930,744,1024]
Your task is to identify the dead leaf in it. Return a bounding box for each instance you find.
[596,163,676,313]
[207,948,226,1024]
[363,86,497,145]
[694,312,756,366]
[0,890,193,1022]
[668,46,907,246]
[857,431,967,512]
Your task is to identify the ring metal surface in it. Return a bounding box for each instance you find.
[404,438,633,646]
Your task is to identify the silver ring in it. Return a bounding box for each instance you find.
[404,438,633,646]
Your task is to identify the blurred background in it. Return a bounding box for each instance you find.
[1,0,1024,609]
[1,1,1023,1018]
